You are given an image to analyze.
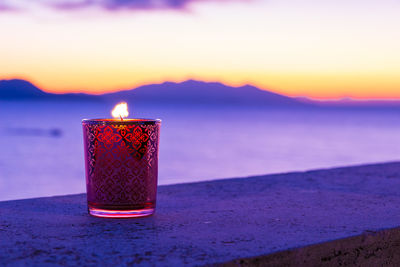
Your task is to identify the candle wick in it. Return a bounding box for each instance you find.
[120,115,123,121]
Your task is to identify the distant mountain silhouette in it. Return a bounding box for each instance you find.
[1,78,399,108]
[0,79,47,99]
[0,79,94,100]
[103,80,303,106]
[0,78,304,107]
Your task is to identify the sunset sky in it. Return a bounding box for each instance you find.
[0,0,399,99]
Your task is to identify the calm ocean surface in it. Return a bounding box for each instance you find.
[1,100,400,201]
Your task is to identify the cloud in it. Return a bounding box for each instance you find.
[0,0,246,12]
[0,2,18,11]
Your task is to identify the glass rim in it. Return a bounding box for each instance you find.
[82,118,161,125]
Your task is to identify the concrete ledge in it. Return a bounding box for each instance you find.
[223,227,400,266]
[1,162,400,266]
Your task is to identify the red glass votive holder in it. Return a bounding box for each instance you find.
[82,118,161,218]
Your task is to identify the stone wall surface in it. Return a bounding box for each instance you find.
[1,162,400,266]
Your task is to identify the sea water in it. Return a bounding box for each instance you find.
[1,100,400,201]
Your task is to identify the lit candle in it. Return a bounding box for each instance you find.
[82,102,161,218]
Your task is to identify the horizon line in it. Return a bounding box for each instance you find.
[2,77,400,102]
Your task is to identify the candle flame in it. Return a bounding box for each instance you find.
[111,102,129,120]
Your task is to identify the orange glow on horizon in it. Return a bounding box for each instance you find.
[3,72,400,101]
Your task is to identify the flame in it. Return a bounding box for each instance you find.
[111,102,129,120]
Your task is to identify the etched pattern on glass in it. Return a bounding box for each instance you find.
[83,123,160,205]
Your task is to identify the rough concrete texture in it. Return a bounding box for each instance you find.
[224,227,400,266]
[1,162,400,266]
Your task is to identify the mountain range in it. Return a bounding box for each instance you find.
[0,79,399,107]
[0,79,304,107]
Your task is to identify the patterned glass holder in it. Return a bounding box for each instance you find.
[82,118,161,218]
